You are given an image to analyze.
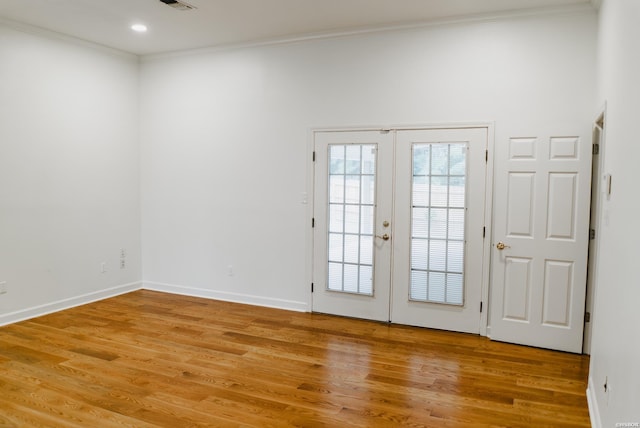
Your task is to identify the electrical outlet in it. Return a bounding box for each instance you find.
[120,259,126,269]
[0,281,7,295]
[120,248,126,258]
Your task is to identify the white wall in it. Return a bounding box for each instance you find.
[140,11,596,310]
[588,0,640,425]
[0,23,141,323]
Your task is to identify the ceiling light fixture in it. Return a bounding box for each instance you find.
[131,24,148,33]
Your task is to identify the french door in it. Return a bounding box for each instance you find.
[312,127,489,334]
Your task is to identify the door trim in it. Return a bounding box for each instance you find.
[307,122,495,336]
[583,104,607,354]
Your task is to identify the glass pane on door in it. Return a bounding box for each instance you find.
[410,143,467,305]
[327,144,376,295]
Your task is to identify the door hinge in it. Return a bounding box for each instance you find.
[590,228,595,240]
[485,150,488,163]
[585,311,591,323]
[480,301,483,313]
[592,144,600,155]
[483,227,486,238]
[312,151,316,162]
[311,283,314,293]
[312,218,315,228]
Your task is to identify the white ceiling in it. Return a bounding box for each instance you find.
[0,0,594,55]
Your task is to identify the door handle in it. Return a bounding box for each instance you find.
[496,242,511,250]
[376,233,390,241]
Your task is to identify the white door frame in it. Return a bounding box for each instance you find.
[583,105,607,354]
[306,122,495,336]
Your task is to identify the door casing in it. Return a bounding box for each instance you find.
[583,106,606,354]
[306,123,495,336]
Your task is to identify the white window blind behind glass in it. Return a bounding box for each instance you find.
[410,143,467,305]
[327,144,376,295]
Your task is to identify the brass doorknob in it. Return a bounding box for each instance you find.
[376,233,390,241]
[496,242,511,250]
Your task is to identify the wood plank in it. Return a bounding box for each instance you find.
[0,290,590,427]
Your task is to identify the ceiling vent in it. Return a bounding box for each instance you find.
[159,0,196,11]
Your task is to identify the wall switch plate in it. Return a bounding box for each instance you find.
[0,281,7,295]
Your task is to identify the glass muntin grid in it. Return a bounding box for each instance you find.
[326,143,377,296]
[410,142,468,306]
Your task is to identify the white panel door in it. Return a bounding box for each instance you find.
[312,130,393,322]
[490,135,591,353]
[391,128,489,334]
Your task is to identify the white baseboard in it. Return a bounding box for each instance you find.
[0,281,308,327]
[0,282,142,327]
[587,375,602,428]
[143,281,309,313]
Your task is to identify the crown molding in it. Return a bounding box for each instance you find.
[142,2,596,61]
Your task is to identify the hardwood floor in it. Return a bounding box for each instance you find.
[0,290,590,427]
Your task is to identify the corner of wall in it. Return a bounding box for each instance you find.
[587,375,603,428]
[0,282,142,327]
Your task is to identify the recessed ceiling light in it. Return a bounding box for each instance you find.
[131,24,148,33]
